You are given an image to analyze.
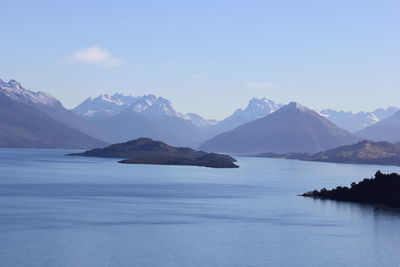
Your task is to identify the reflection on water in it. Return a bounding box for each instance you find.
[0,148,400,267]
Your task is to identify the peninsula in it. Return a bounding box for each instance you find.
[256,140,400,166]
[302,171,400,207]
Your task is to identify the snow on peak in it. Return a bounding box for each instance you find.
[73,92,216,128]
[0,79,6,87]
[319,108,388,133]
[246,97,280,112]
[73,93,140,117]
[7,79,23,89]
[219,97,281,131]
[284,102,310,112]
[74,93,183,119]
[129,95,176,116]
[0,78,61,107]
[373,106,400,120]
[183,113,218,128]
[95,94,124,105]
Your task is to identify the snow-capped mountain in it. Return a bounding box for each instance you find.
[73,93,216,129]
[74,93,180,118]
[319,110,379,133]
[0,79,61,107]
[319,107,399,133]
[183,113,218,128]
[373,106,399,120]
[73,93,140,118]
[226,97,282,124]
[125,95,178,117]
[204,97,282,137]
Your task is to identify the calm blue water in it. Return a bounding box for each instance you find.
[1,148,400,267]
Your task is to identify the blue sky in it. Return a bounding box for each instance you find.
[1,0,399,119]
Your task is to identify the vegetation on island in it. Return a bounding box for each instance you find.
[302,171,400,206]
[68,137,239,168]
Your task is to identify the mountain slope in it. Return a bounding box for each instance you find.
[0,92,106,149]
[85,111,165,144]
[200,102,359,154]
[86,108,203,147]
[356,111,400,142]
[0,78,102,139]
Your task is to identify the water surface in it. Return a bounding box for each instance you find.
[1,148,400,266]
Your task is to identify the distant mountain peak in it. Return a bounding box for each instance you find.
[282,102,310,112]
[229,97,280,118]
[75,92,191,122]
[112,92,125,97]
[247,97,276,110]
[95,94,124,105]
[183,112,218,128]
[7,79,23,89]
[124,95,184,120]
[206,97,282,136]
[320,106,399,133]
[0,78,61,107]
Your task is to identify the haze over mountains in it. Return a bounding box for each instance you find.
[200,102,360,154]
[319,107,398,133]
[356,110,400,142]
[1,78,399,151]
[71,94,282,146]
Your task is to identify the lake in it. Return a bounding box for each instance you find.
[1,148,400,267]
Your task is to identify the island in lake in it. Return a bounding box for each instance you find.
[255,140,400,166]
[302,171,400,207]
[68,137,239,168]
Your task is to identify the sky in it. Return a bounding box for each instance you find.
[0,0,399,119]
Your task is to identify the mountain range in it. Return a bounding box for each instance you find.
[319,107,398,133]
[73,94,208,146]
[1,77,399,151]
[199,102,360,154]
[70,91,400,148]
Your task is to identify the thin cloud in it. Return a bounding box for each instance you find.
[70,46,122,67]
[245,81,273,89]
[190,74,202,80]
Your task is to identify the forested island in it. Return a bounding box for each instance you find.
[302,171,400,206]
[67,138,239,168]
